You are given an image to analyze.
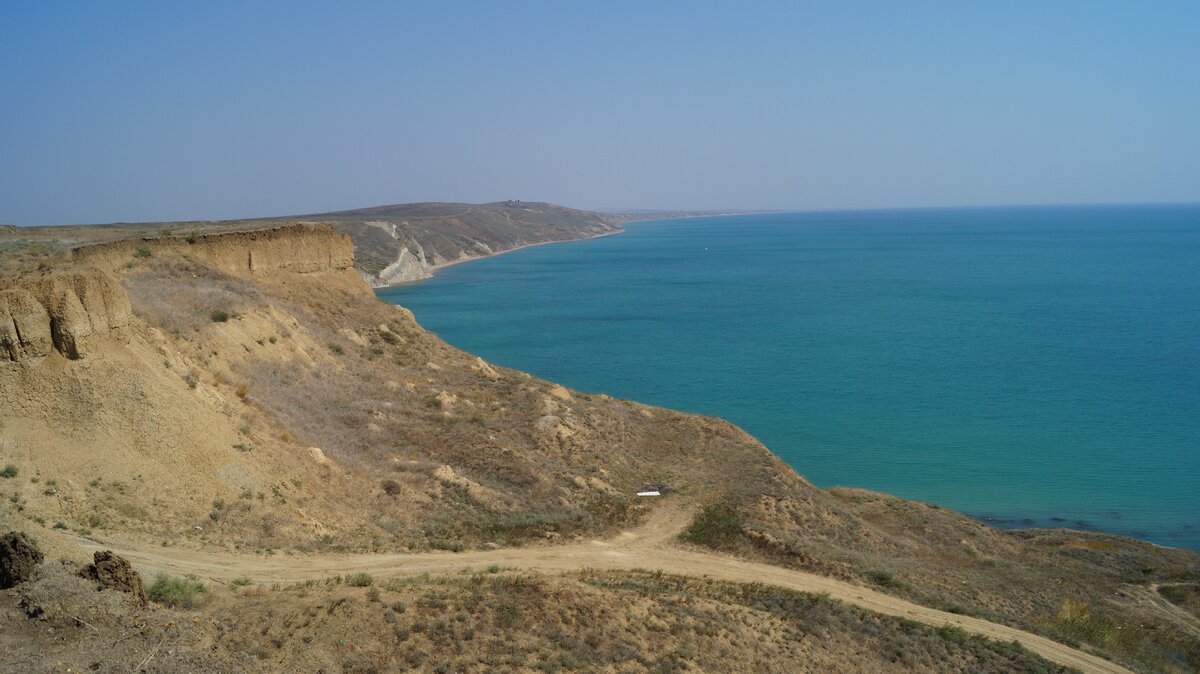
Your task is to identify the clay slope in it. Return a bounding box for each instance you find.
[1,224,1198,673]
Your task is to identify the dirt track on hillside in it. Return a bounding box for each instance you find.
[72,505,1131,674]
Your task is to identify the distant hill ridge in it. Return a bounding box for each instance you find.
[0,201,633,286]
[303,200,622,286]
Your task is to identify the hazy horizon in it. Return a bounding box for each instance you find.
[8,198,1200,229]
[3,2,1198,225]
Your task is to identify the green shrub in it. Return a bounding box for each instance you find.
[868,570,907,590]
[147,574,208,608]
[230,577,253,588]
[210,309,230,323]
[681,502,742,547]
[346,572,374,587]
[133,244,152,258]
[0,464,17,478]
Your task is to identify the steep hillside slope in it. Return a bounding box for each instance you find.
[1,224,1197,672]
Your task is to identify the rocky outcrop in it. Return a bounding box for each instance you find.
[1,268,131,362]
[79,551,148,606]
[0,531,43,588]
[72,223,355,277]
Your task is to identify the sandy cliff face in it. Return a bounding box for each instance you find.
[0,224,371,548]
[0,269,132,362]
[3,224,355,364]
[72,223,355,278]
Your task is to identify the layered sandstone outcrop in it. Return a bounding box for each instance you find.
[71,223,354,277]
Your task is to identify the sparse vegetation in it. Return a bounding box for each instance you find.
[133,244,152,258]
[210,309,230,322]
[0,464,17,478]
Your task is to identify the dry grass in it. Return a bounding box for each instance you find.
[122,255,263,335]
[4,561,1076,672]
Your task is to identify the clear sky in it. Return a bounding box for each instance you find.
[2,1,1198,225]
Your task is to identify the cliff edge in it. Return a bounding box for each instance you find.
[71,223,356,278]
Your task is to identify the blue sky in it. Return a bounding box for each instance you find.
[2,1,1198,224]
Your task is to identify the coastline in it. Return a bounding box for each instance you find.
[373,206,1200,552]
[381,227,625,287]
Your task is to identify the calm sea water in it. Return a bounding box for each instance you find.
[378,206,1200,550]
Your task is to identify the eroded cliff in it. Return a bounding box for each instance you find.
[72,223,355,278]
[0,268,132,362]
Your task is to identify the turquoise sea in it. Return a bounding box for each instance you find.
[378,205,1200,550]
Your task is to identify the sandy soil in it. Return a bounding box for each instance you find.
[66,503,1131,674]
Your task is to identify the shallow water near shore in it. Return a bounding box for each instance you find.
[378,205,1200,550]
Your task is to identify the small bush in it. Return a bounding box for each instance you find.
[868,570,907,590]
[681,502,742,547]
[230,577,253,588]
[210,309,230,323]
[147,574,208,608]
[0,464,17,478]
[380,330,399,345]
[346,573,374,587]
[937,624,970,644]
[381,479,402,496]
[328,343,345,355]
[133,244,152,258]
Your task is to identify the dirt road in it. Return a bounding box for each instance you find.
[74,505,1130,674]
